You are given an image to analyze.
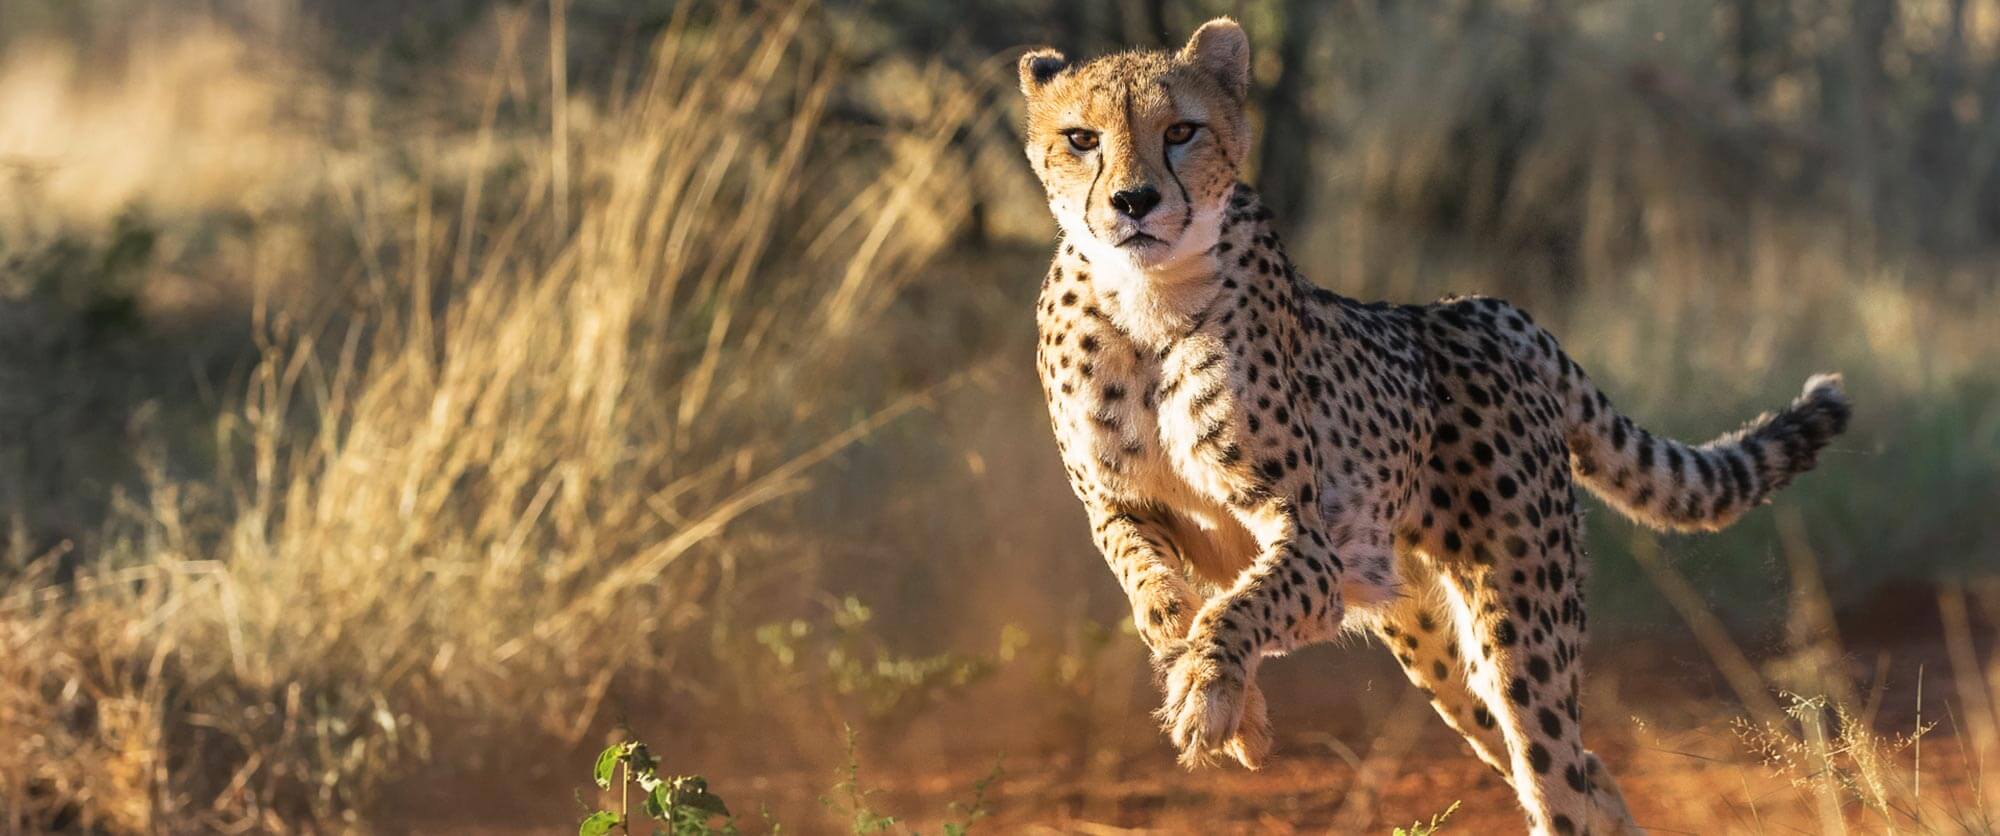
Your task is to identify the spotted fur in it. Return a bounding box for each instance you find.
[1020,18,1851,836]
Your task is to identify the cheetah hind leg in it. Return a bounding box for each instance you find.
[1375,574,1641,833]
[1584,752,1642,835]
[1436,552,1641,834]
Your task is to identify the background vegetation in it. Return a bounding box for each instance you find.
[0,0,1995,831]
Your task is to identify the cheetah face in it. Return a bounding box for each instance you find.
[1019,19,1252,276]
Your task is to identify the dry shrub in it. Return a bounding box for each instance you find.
[1634,521,2000,833]
[0,3,980,830]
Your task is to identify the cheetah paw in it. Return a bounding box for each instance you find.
[1155,642,1255,768]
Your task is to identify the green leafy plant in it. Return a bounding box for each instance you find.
[582,741,736,836]
[939,761,1001,836]
[821,727,898,833]
[575,727,997,835]
[1391,800,1459,836]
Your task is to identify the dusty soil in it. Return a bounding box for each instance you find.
[381,582,1992,834]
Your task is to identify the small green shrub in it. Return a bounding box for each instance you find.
[1391,800,1459,836]
[577,729,999,835]
[581,741,737,836]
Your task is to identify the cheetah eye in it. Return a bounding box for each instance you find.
[1064,129,1099,152]
[1164,122,1199,145]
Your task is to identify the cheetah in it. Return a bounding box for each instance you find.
[1019,18,1851,836]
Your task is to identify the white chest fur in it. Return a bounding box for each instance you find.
[1087,255,1223,352]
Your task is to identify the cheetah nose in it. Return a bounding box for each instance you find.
[1110,186,1163,220]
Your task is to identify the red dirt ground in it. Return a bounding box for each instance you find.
[381,582,1994,834]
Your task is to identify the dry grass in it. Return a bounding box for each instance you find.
[0,3,982,829]
[1624,522,2000,834]
[0,1,1996,833]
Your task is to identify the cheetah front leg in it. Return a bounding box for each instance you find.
[1157,501,1361,766]
[1085,503,1274,768]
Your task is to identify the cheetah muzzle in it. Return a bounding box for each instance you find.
[1018,17,1851,836]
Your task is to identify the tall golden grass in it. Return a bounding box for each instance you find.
[0,4,981,829]
[1625,522,2000,834]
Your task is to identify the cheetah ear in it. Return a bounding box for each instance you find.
[1179,18,1250,100]
[1018,48,1069,96]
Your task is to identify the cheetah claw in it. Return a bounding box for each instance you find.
[1226,679,1271,769]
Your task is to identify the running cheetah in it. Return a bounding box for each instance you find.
[1019,18,1851,835]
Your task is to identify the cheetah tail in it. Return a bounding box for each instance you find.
[1563,372,1852,533]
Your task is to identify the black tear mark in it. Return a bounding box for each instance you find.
[1154,81,1195,234]
[1083,141,1106,239]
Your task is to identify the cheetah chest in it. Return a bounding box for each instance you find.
[1040,320,1248,536]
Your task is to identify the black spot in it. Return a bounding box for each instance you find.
[1528,655,1551,683]
[1538,706,1563,737]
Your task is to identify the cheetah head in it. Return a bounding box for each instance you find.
[1019,19,1252,277]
